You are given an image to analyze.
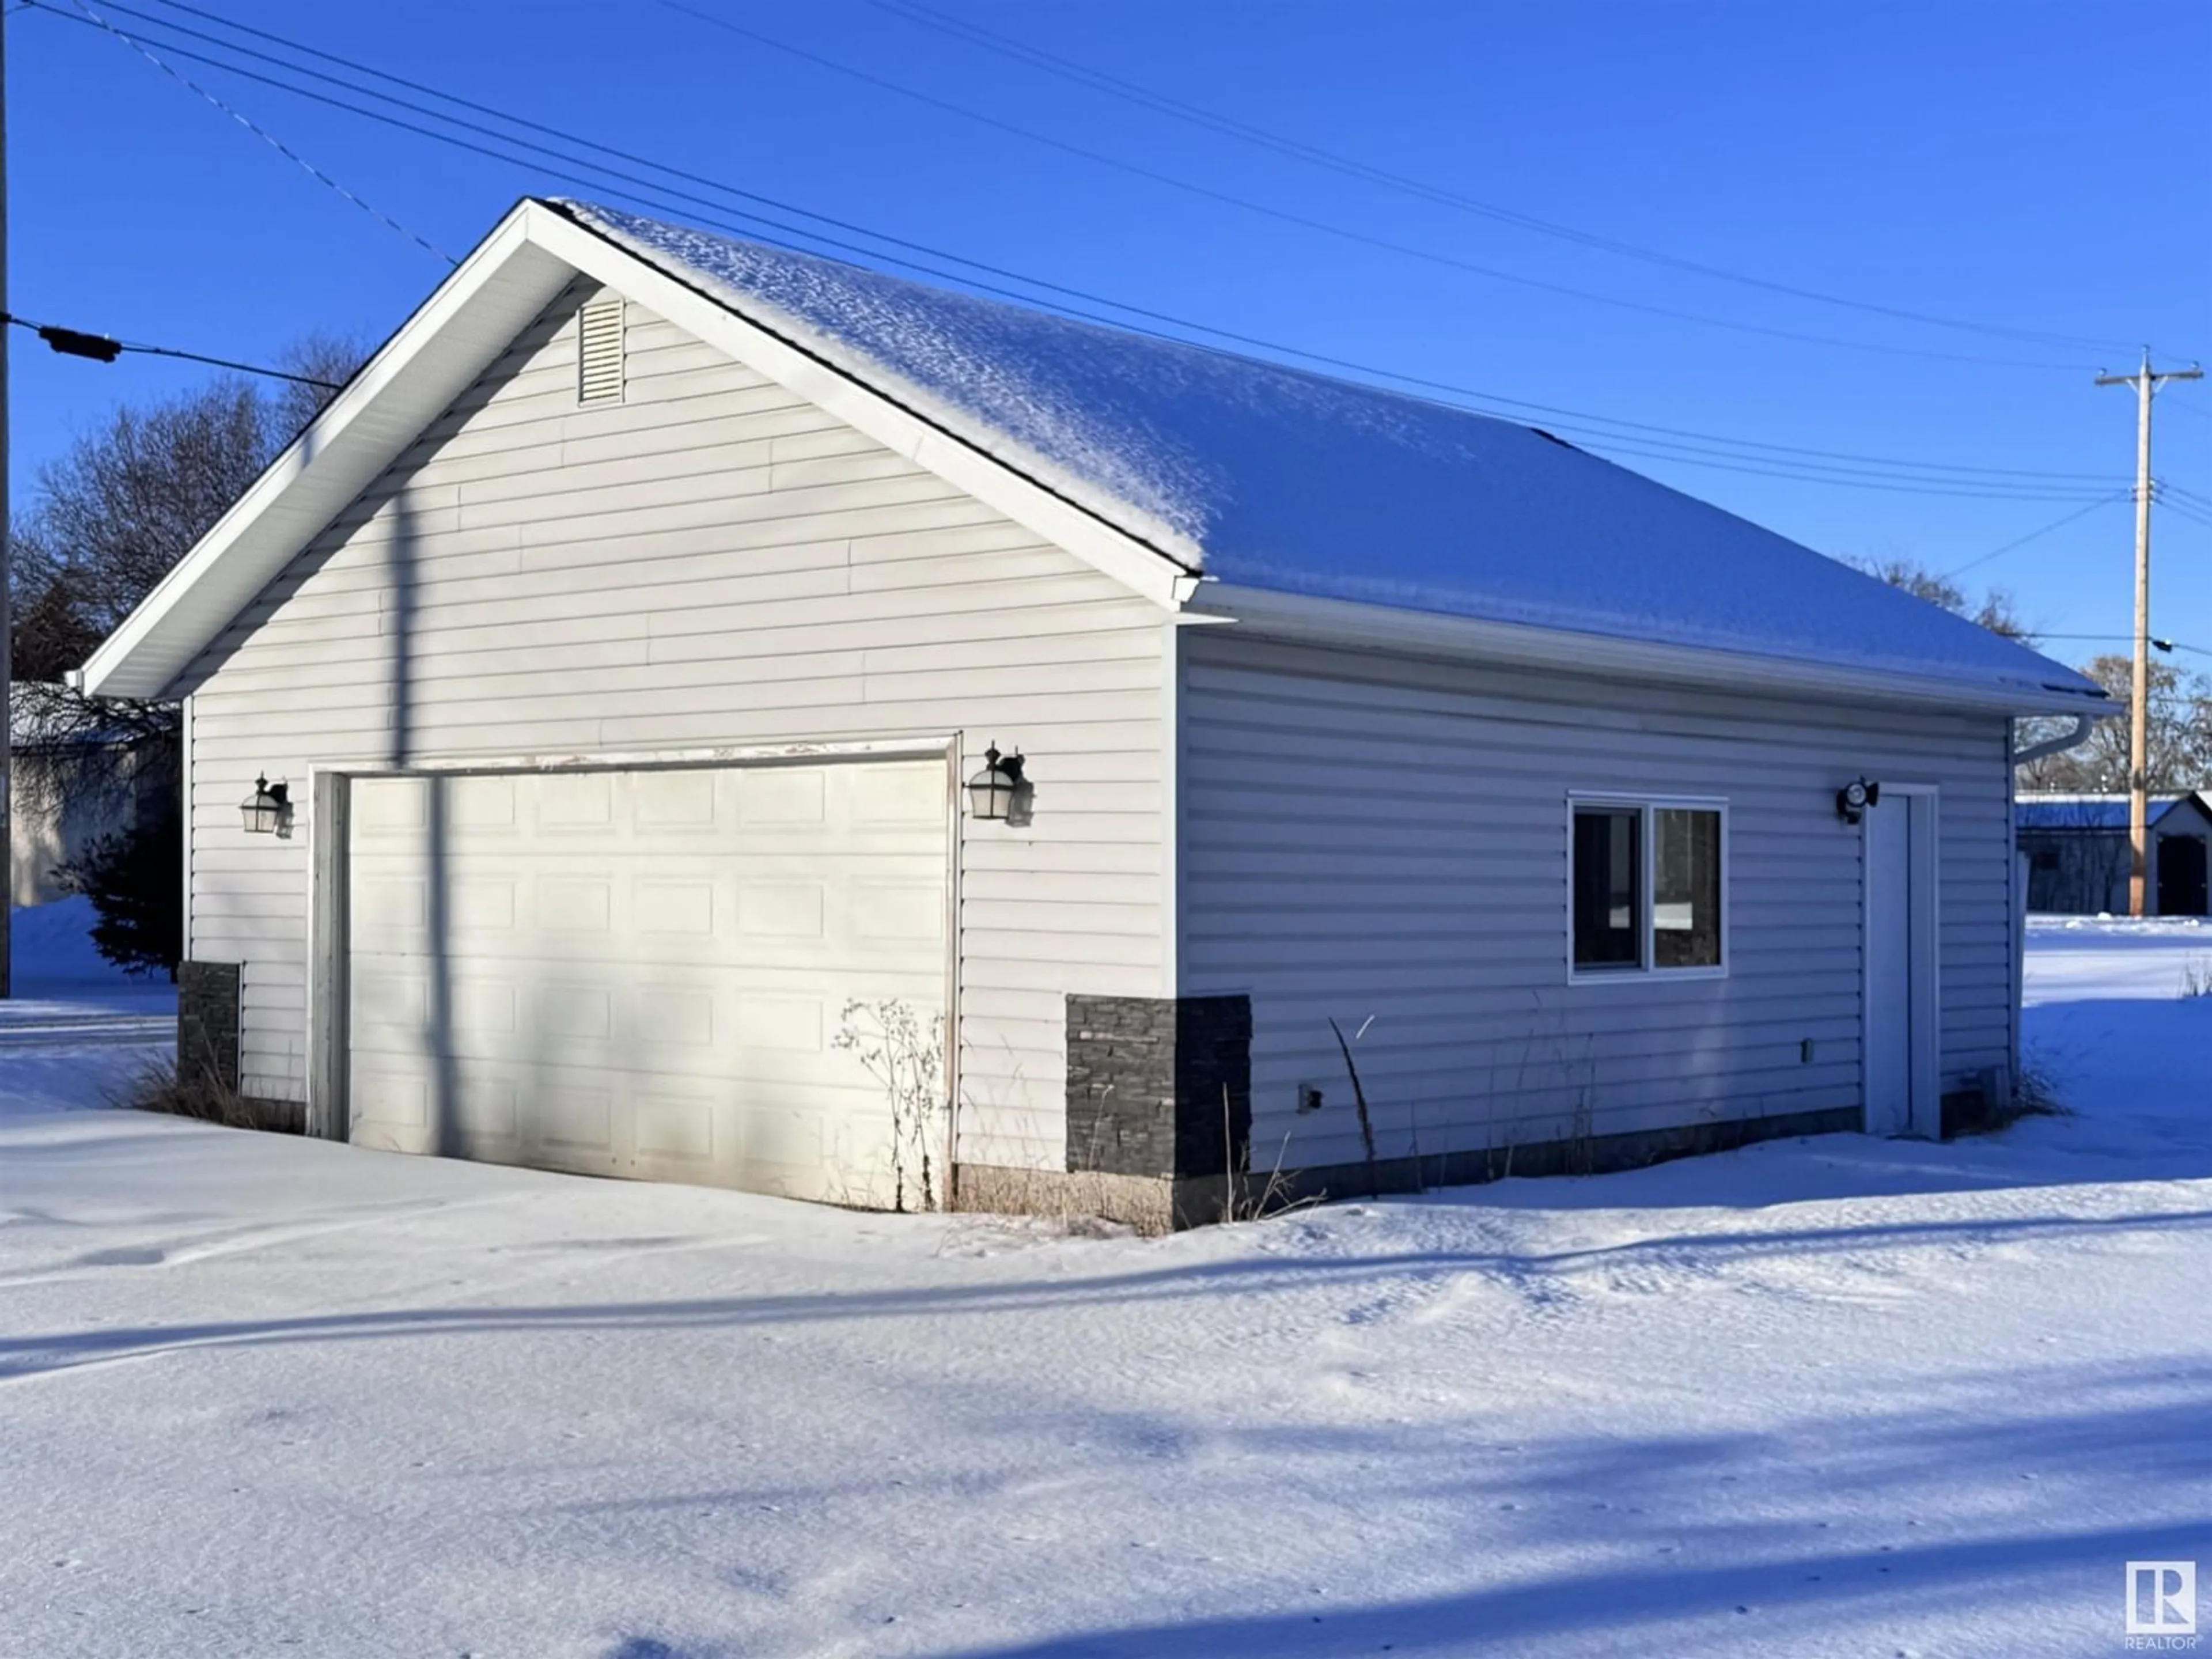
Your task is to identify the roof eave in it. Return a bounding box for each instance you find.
[1186,582,2115,718]
[79,203,577,701]
[78,200,1195,702]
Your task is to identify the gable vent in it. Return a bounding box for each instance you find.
[577,296,626,405]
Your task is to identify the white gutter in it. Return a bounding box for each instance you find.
[1187,582,2112,719]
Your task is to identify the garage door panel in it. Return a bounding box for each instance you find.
[449,774,517,831]
[738,881,825,939]
[634,1092,716,1167]
[734,993,823,1054]
[635,984,718,1048]
[454,1075,521,1145]
[737,767,825,825]
[635,880,716,934]
[355,776,428,834]
[351,1067,429,1143]
[634,768,718,828]
[347,760,949,1209]
[854,881,949,943]
[536,770,615,830]
[347,971,938,1064]
[531,1086,617,1157]
[850,762,949,825]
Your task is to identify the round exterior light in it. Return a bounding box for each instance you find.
[241,774,290,835]
[967,744,1025,821]
[1836,777,1880,824]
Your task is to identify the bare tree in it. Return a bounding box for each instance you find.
[1836,557,2206,791]
[2018,654,2212,791]
[8,524,102,684]
[270,331,365,442]
[31,381,272,647]
[1847,554,2034,643]
[10,339,366,966]
[10,334,365,707]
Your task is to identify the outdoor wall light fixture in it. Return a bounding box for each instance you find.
[967,743,1026,821]
[241,774,292,836]
[1835,777,1881,825]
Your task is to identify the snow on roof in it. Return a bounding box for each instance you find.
[2017,793,2206,831]
[565,202,2101,703]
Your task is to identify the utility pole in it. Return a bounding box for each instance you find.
[2096,350,2203,918]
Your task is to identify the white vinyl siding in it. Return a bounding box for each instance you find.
[180,280,1166,1170]
[1178,633,2014,1169]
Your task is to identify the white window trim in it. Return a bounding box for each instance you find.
[1566,791,1731,984]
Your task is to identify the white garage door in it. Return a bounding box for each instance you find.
[346,760,950,1209]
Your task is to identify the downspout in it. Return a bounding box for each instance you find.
[2010,713,2095,768]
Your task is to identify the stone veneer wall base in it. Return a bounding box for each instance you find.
[176,960,241,1095]
[955,1102,1863,1233]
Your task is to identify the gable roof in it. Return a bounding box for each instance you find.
[80,196,2105,715]
[2017,792,2212,832]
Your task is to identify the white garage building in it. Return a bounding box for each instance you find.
[79,200,2107,1224]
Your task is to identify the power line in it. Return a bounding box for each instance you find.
[56,0,453,263]
[2157,497,2212,532]
[1941,491,2134,579]
[2037,632,2177,652]
[656,0,2094,373]
[1560,437,2109,501]
[48,0,2126,502]
[864,0,2168,361]
[2,309,342,385]
[58,3,2129,502]
[77,0,2126,492]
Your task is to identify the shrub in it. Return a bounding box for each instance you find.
[111,1056,301,1134]
[56,800,181,979]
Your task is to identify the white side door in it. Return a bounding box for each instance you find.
[1863,791,1940,1138]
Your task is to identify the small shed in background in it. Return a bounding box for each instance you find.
[2017,791,2212,916]
[10,688,172,907]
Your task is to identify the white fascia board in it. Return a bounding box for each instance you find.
[79,205,577,701]
[529,206,1191,613]
[1190,582,2116,719]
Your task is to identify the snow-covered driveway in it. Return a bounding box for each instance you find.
[2,921,2207,1658]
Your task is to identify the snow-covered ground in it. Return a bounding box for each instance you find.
[7,893,178,1032]
[1,912,2205,1658]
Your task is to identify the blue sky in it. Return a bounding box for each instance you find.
[13,0,2210,671]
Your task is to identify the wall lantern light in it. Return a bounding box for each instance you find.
[967,743,1025,821]
[241,774,291,836]
[1836,777,1881,825]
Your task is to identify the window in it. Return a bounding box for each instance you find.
[1570,798,1726,976]
[1572,806,1641,967]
